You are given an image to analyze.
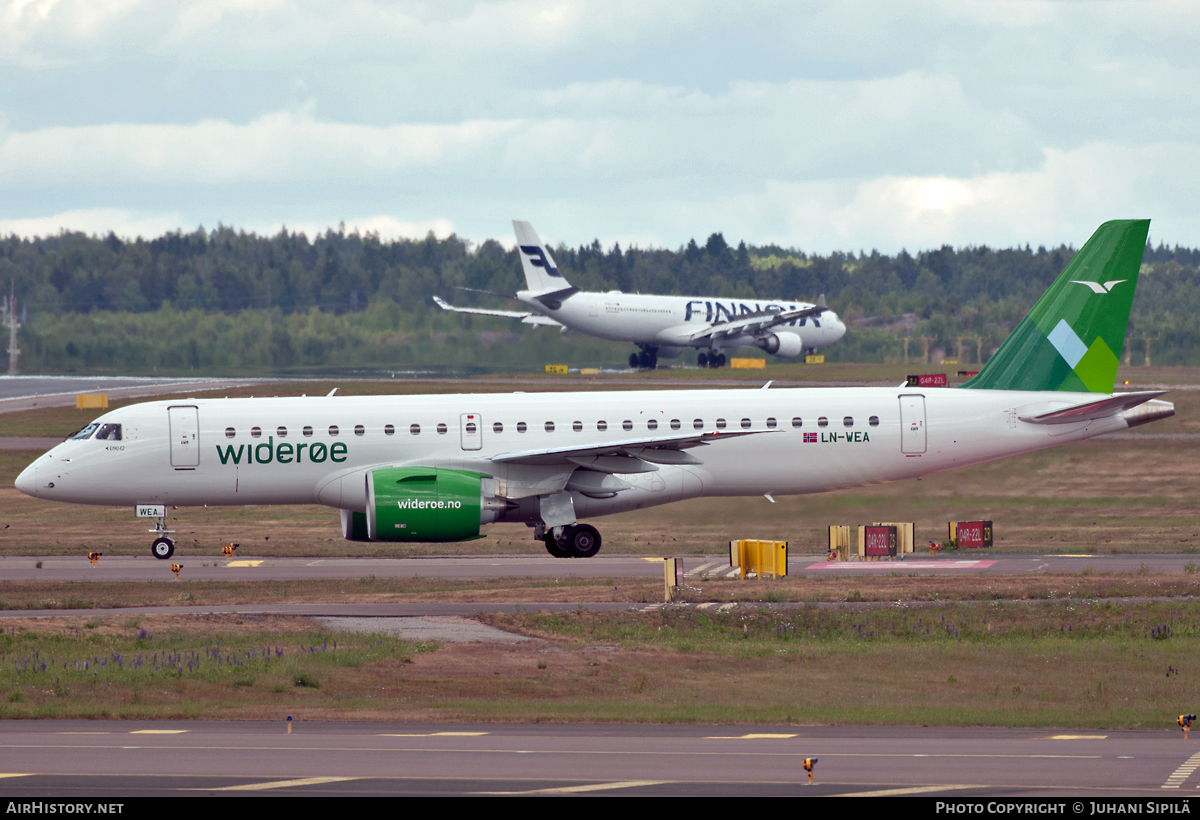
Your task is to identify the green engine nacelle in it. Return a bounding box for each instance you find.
[365,466,496,542]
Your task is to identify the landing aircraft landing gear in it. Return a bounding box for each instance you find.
[698,351,726,368]
[542,524,603,558]
[629,346,658,370]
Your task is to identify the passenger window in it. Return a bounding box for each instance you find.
[493,422,503,433]
[384,424,394,436]
[225,427,236,439]
[437,423,447,434]
[328,425,338,436]
[597,420,608,431]
[670,419,681,430]
[869,416,880,427]
[545,421,555,432]
[354,425,365,436]
[647,419,658,431]
[96,423,122,441]
[303,426,313,437]
[251,427,262,438]
[716,418,726,429]
[843,416,853,428]
[623,420,633,431]
[465,422,477,434]
[410,424,421,435]
[693,419,704,430]
[517,422,527,433]
[277,426,287,437]
[740,418,751,429]
[573,421,583,432]
[818,417,828,428]
[766,417,777,428]
[791,418,802,428]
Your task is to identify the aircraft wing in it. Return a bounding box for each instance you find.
[490,428,778,472]
[432,296,564,327]
[687,296,827,343]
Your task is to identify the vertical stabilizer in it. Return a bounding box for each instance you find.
[962,219,1149,393]
[513,221,570,292]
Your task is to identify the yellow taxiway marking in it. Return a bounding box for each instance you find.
[378,732,489,737]
[836,784,985,797]
[56,732,109,735]
[639,557,664,562]
[1047,555,1095,558]
[1045,735,1107,740]
[0,774,32,779]
[705,734,797,739]
[225,560,263,567]
[130,730,188,734]
[483,780,669,795]
[202,776,360,791]
[1161,750,1200,789]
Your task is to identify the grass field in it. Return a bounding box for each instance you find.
[1,599,1197,726]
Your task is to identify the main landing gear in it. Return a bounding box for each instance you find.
[698,350,726,368]
[542,524,602,559]
[629,346,659,370]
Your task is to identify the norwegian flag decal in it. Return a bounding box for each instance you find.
[803,432,818,443]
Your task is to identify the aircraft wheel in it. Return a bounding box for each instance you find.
[566,524,602,558]
[697,352,708,367]
[151,537,175,560]
[629,353,640,369]
[543,535,571,558]
[716,353,727,367]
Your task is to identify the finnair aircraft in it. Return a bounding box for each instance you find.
[433,221,846,368]
[16,220,1171,560]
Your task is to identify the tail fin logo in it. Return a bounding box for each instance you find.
[1071,279,1127,294]
[519,245,562,278]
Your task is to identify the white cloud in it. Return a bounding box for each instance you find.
[0,207,184,239]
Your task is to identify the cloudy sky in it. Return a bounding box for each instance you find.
[0,0,1196,252]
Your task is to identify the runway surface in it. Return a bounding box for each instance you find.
[0,552,1192,583]
[0,721,1194,796]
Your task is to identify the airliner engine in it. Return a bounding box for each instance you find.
[341,467,510,542]
[758,332,804,357]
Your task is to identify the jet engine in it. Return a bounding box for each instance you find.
[354,467,510,542]
[758,332,804,357]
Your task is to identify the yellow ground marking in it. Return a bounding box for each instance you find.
[482,780,669,795]
[1044,735,1107,740]
[1047,555,1095,558]
[201,776,360,791]
[56,732,109,735]
[835,785,985,797]
[130,730,188,734]
[0,774,32,779]
[639,557,663,562]
[225,560,264,567]
[705,734,798,739]
[1162,750,1200,789]
[378,732,489,737]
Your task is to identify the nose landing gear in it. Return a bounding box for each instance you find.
[148,512,175,560]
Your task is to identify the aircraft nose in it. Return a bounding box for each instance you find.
[15,461,37,497]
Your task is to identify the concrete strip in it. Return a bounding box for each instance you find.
[311,615,534,643]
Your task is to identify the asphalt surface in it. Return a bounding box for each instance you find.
[0,721,1194,797]
[0,552,1192,583]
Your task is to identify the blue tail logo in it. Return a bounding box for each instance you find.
[519,245,562,278]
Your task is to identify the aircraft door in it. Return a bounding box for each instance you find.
[168,405,200,467]
[460,413,482,450]
[898,394,927,454]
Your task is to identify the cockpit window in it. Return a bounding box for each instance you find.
[69,422,100,441]
[96,423,122,441]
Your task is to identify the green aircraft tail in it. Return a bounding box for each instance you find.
[960,219,1149,393]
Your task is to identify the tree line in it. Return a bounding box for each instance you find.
[2,225,1199,372]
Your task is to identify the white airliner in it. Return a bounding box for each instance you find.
[433,221,846,368]
[15,220,1171,559]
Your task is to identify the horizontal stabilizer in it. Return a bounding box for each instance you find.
[1018,391,1167,424]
